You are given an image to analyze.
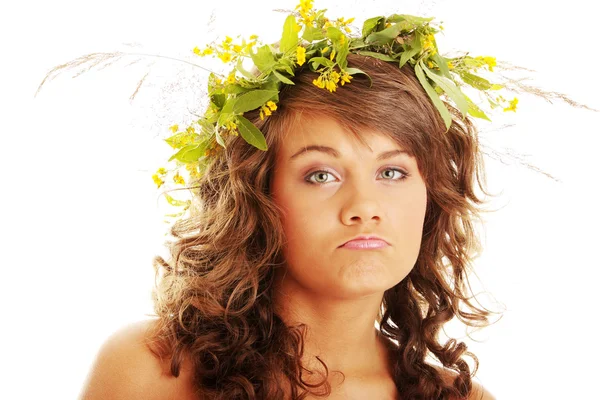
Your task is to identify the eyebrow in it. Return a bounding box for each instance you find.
[289,145,410,162]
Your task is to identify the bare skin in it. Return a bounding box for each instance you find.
[79,318,495,399]
[79,115,495,399]
[269,115,428,397]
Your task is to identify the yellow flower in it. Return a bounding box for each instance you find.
[225,36,233,44]
[227,72,236,84]
[193,46,201,56]
[296,46,306,66]
[169,124,179,133]
[202,48,214,56]
[152,174,164,188]
[447,61,455,70]
[330,70,340,83]
[173,173,185,185]
[340,72,352,86]
[233,44,243,53]
[344,26,351,33]
[312,75,325,89]
[423,34,435,51]
[296,0,314,13]
[330,49,336,61]
[266,101,277,111]
[221,42,231,51]
[503,97,518,112]
[326,79,337,92]
[427,61,434,69]
[322,46,329,54]
[484,56,497,72]
[249,34,258,40]
[156,167,167,175]
[218,52,232,63]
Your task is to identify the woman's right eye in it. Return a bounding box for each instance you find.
[305,170,336,185]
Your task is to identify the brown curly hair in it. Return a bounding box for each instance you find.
[146,54,498,399]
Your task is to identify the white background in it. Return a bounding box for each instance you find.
[1,0,599,398]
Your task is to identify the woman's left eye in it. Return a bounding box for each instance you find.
[305,167,409,185]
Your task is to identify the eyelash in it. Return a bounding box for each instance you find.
[304,167,410,185]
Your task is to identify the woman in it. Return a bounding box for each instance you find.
[78,4,498,399]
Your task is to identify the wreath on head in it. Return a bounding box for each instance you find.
[153,0,515,197]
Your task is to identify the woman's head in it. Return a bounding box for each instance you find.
[269,114,428,300]
[150,54,492,399]
[235,54,483,299]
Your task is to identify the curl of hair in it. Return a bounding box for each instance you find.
[147,54,500,399]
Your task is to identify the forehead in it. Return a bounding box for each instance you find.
[276,114,402,160]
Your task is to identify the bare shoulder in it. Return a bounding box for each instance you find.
[434,366,496,400]
[78,319,198,400]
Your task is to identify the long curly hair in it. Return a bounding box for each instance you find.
[146,54,498,399]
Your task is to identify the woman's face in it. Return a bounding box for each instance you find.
[270,115,428,299]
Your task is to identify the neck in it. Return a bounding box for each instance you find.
[272,273,393,379]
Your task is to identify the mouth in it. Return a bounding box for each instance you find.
[339,239,390,250]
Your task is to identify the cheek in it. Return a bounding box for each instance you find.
[390,187,427,247]
[279,191,327,244]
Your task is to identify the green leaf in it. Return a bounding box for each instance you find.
[217,98,235,126]
[164,131,200,149]
[432,53,452,80]
[163,193,190,207]
[356,51,397,62]
[460,72,493,91]
[326,26,343,42]
[399,46,420,69]
[215,129,225,148]
[423,66,469,116]
[273,70,295,85]
[365,23,402,45]
[465,95,491,121]
[362,16,384,37]
[232,89,278,114]
[280,15,299,54]
[168,142,209,163]
[414,61,452,131]
[275,60,295,76]
[225,84,251,95]
[237,116,268,151]
[198,118,213,133]
[221,97,235,114]
[303,25,325,41]
[310,56,335,69]
[210,93,226,109]
[345,67,372,86]
[388,14,434,26]
[336,40,350,69]
[251,45,276,73]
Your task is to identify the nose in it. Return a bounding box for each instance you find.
[340,182,382,225]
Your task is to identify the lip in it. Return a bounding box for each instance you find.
[340,236,390,249]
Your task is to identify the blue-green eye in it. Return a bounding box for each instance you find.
[305,167,408,185]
